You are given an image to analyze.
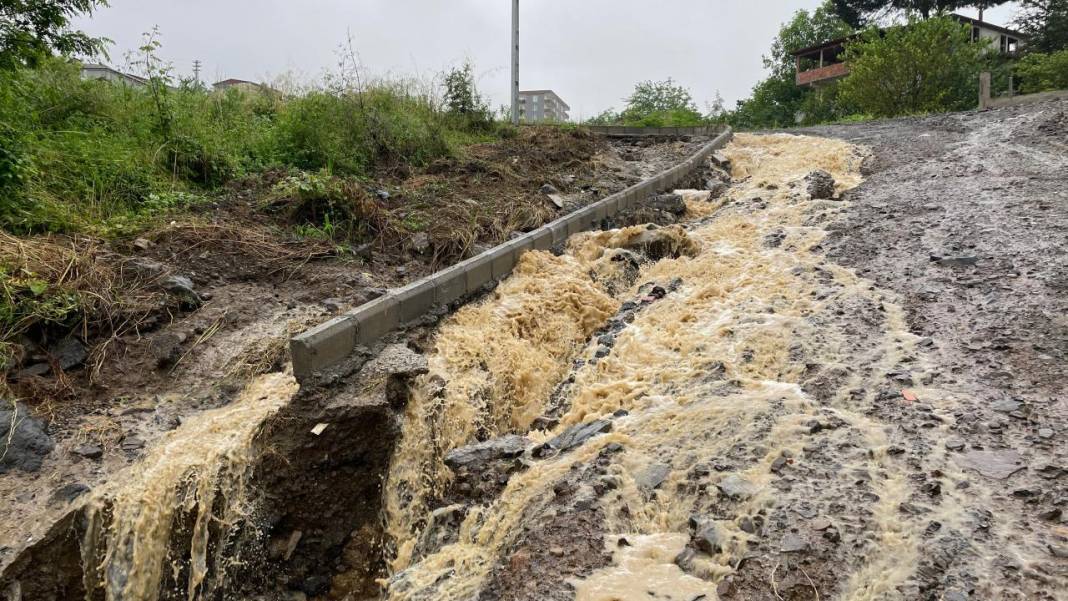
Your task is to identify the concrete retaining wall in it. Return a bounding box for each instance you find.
[290,127,734,380]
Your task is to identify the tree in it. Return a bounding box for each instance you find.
[838,16,991,117]
[1014,0,1068,53]
[0,0,109,69]
[831,0,1007,27]
[442,61,491,129]
[618,78,704,126]
[730,1,853,128]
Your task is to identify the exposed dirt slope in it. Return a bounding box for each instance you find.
[0,129,706,571]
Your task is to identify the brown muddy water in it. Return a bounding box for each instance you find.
[7,130,1064,601]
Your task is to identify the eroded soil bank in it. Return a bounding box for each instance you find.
[0,129,705,578]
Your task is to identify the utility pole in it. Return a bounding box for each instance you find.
[192,59,203,87]
[511,0,520,125]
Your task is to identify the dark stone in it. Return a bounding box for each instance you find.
[0,403,54,473]
[635,463,671,492]
[539,183,560,195]
[161,275,203,307]
[706,181,729,198]
[120,435,145,452]
[717,474,757,500]
[694,523,724,554]
[444,435,527,471]
[50,337,87,371]
[805,169,836,199]
[646,193,687,216]
[49,482,89,505]
[781,533,809,553]
[72,444,103,460]
[934,256,979,268]
[533,419,612,458]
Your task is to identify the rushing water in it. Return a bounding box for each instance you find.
[79,373,298,601]
[380,134,944,600]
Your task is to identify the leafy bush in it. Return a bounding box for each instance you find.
[1015,49,1068,93]
[839,17,992,117]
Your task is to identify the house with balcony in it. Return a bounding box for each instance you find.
[790,14,1026,87]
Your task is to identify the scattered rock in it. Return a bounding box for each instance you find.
[955,449,1026,480]
[50,337,87,371]
[781,533,809,553]
[635,463,671,492]
[717,474,758,501]
[539,183,560,195]
[805,169,836,199]
[705,180,729,198]
[932,256,979,268]
[810,517,833,531]
[711,151,731,171]
[546,194,565,209]
[120,434,145,453]
[150,332,186,367]
[411,232,431,255]
[444,435,527,471]
[646,193,687,216]
[0,403,55,473]
[49,483,89,505]
[945,438,966,452]
[161,275,203,307]
[1037,428,1054,439]
[694,523,724,554]
[127,257,165,279]
[533,419,612,458]
[617,224,699,261]
[72,444,103,460]
[412,504,467,562]
[990,399,1021,413]
[132,237,154,250]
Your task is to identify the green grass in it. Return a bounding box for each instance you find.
[0,58,504,238]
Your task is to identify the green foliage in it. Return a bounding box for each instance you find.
[1014,0,1068,53]
[1015,49,1068,92]
[620,78,703,124]
[838,16,992,117]
[0,48,498,236]
[442,61,492,130]
[0,0,110,69]
[585,79,706,126]
[830,0,996,27]
[730,1,854,128]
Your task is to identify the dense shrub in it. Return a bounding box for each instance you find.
[838,17,992,117]
[1015,49,1068,92]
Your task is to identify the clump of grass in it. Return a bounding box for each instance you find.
[0,231,159,373]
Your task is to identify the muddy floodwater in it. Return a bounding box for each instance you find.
[3,101,1066,601]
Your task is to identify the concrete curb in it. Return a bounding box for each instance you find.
[290,126,734,380]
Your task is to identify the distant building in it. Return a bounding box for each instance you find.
[213,78,271,93]
[518,90,570,123]
[79,63,148,88]
[790,14,1026,87]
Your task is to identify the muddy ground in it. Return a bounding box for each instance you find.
[0,129,706,570]
[378,100,1067,601]
[3,100,1066,601]
[809,101,1068,598]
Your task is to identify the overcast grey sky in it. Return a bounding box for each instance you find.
[75,1,1019,120]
